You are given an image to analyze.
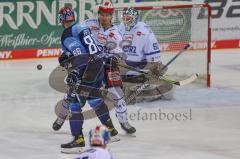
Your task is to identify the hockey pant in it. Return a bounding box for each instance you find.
[105,64,128,124]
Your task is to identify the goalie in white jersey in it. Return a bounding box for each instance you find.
[83,1,136,134]
[75,125,115,159]
[118,7,174,102]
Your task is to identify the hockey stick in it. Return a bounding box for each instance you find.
[161,44,190,71]
[158,74,198,86]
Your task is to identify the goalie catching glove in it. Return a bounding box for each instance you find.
[147,62,167,77]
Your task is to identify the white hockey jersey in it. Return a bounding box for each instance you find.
[75,147,114,159]
[83,19,123,56]
[118,22,161,67]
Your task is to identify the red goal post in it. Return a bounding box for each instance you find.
[93,1,211,87]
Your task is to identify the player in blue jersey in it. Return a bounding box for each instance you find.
[56,6,118,153]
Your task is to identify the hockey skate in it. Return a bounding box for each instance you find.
[52,117,65,131]
[104,119,120,143]
[105,119,118,136]
[120,122,136,134]
[61,135,85,154]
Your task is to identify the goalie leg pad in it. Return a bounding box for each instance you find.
[137,81,174,101]
[154,81,174,96]
[122,82,138,105]
[160,85,175,100]
[123,81,174,103]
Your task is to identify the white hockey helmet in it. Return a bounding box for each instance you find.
[122,7,139,31]
[89,125,111,146]
[98,0,114,14]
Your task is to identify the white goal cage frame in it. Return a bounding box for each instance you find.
[92,1,211,87]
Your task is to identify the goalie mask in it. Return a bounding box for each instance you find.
[122,7,139,31]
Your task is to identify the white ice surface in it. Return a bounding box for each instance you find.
[0,49,240,159]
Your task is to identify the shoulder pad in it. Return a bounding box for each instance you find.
[72,23,90,36]
[84,19,99,30]
[74,23,88,30]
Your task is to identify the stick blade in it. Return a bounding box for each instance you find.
[176,73,198,86]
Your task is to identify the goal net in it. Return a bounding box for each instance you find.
[94,1,211,87]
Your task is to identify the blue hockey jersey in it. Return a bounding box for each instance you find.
[61,23,100,68]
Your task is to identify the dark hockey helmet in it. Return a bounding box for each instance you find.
[122,7,139,31]
[58,6,75,24]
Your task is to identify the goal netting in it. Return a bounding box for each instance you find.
[94,1,211,87]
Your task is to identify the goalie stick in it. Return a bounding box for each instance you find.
[161,44,190,72]
[158,74,198,86]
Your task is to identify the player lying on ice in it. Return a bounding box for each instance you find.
[118,7,174,104]
[75,125,116,159]
[53,1,136,135]
[56,6,118,153]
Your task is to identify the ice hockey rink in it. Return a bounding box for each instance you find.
[0,49,240,159]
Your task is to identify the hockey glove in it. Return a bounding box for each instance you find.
[149,62,168,77]
[106,55,120,68]
[66,70,81,86]
[111,56,119,67]
[58,53,69,67]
